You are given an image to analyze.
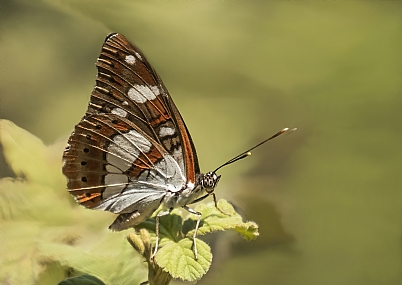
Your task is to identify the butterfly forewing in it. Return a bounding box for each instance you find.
[62,33,200,225]
[89,34,169,142]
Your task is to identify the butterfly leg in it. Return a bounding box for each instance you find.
[212,193,231,216]
[182,205,202,260]
[152,208,172,259]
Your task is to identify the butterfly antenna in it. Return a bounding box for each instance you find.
[213,127,297,173]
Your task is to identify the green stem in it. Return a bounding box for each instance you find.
[127,229,172,285]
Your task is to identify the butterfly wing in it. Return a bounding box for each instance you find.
[62,33,200,229]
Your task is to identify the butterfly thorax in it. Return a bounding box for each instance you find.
[162,172,220,209]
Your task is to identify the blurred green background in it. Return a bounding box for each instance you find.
[2,1,402,284]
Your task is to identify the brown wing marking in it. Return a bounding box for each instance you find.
[62,114,166,208]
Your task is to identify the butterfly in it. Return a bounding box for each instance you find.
[62,33,293,259]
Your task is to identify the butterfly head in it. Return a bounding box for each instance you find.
[201,171,221,193]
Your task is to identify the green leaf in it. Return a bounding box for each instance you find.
[185,199,260,241]
[136,212,212,282]
[134,200,259,282]
[0,119,65,188]
[57,274,106,285]
[156,238,212,281]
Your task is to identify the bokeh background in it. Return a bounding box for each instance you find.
[1,1,402,284]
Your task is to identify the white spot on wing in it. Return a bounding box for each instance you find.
[105,174,128,185]
[171,147,185,175]
[103,174,128,199]
[106,164,122,173]
[187,182,195,190]
[111,107,127,117]
[128,85,160,103]
[134,51,142,60]
[167,184,177,191]
[106,153,131,173]
[103,185,126,199]
[152,154,186,191]
[125,55,136,64]
[106,129,152,172]
[159,127,175,137]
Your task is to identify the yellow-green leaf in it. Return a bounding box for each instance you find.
[155,238,212,282]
